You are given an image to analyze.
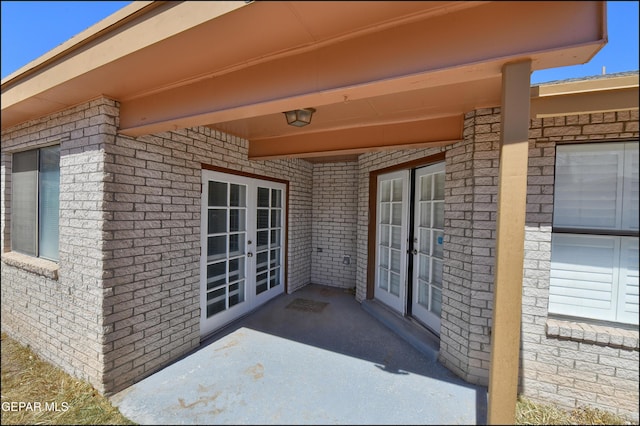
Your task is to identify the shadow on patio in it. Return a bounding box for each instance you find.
[111,284,487,425]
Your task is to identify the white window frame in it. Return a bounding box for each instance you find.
[549,141,639,325]
[11,146,60,262]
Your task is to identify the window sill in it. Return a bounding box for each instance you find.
[546,318,639,351]
[1,252,59,280]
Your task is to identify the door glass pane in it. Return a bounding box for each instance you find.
[381,203,391,224]
[434,173,445,200]
[392,179,403,202]
[208,209,227,234]
[381,180,391,202]
[257,209,269,229]
[207,261,226,289]
[257,230,269,250]
[391,226,401,249]
[270,229,281,248]
[229,209,246,232]
[257,187,270,207]
[270,268,281,288]
[380,225,390,246]
[270,248,280,267]
[256,273,268,294]
[420,202,432,227]
[378,269,389,291]
[207,236,227,261]
[431,288,442,315]
[229,281,245,307]
[418,280,429,306]
[390,249,401,273]
[418,255,430,281]
[421,175,432,201]
[229,233,245,256]
[379,247,389,268]
[432,259,443,287]
[208,181,227,207]
[432,230,444,259]
[271,189,282,208]
[228,258,245,282]
[420,229,430,253]
[207,287,226,317]
[257,251,269,272]
[230,184,246,207]
[392,203,402,225]
[271,209,281,228]
[390,273,400,296]
[433,201,444,229]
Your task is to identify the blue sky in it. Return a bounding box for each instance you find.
[1,1,638,82]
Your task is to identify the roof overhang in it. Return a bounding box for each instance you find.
[530,73,639,118]
[1,1,614,161]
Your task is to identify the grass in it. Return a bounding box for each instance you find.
[1,332,134,425]
[516,395,636,425]
[2,332,637,425]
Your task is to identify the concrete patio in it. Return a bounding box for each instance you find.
[110,284,487,425]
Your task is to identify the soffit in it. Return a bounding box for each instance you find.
[1,1,608,163]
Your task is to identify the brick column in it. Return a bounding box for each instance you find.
[439,107,501,386]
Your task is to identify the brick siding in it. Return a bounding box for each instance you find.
[1,96,638,420]
[311,162,358,288]
[1,98,116,392]
[521,110,639,421]
[1,98,314,395]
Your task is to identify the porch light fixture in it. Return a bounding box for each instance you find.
[283,108,316,127]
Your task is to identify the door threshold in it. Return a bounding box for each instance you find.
[361,299,440,362]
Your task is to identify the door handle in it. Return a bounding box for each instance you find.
[411,249,418,255]
[247,252,253,257]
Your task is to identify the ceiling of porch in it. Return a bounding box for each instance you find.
[1,1,608,162]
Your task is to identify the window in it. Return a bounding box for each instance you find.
[11,146,60,261]
[549,141,639,325]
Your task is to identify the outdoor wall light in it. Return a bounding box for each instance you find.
[283,108,316,127]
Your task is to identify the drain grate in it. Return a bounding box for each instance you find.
[285,298,329,313]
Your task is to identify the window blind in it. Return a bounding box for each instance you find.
[11,150,38,256]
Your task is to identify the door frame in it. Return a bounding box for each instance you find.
[200,164,289,336]
[366,152,446,302]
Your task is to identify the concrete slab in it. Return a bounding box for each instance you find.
[110,284,487,425]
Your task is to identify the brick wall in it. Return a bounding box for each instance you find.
[521,110,639,421]
[1,98,117,392]
[311,162,358,288]
[101,120,313,394]
[2,96,637,418]
[1,98,314,395]
[437,108,501,386]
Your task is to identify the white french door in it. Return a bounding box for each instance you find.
[200,170,286,337]
[374,170,410,314]
[374,162,445,335]
[411,163,445,333]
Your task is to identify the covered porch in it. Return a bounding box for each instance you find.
[1,2,614,423]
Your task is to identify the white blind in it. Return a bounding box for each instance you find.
[622,143,639,230]
[549,234,616,321]
[554,143,623,229]
[11,150,38,256]
[551,142,639,325]
[618,237,639,324]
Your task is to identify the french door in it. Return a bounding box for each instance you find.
[200,170,286,337]
[374,162,445,335]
